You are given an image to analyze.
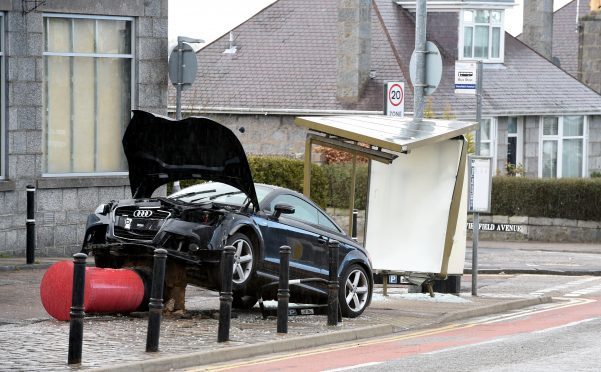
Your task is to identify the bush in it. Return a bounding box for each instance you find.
[322,162,369,209]
[248,156,329,208]
[491,176,601,221]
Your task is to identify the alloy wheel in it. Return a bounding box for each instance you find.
[231,238,253,284]
[345,268,369,312]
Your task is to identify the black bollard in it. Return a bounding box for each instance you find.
[146,248,168,352]
[217,245,236,342]
[351,209,358,241]
[68,253,87,365]
[327,240,340,326]
[26,185,36,264]
[277,245,292,334]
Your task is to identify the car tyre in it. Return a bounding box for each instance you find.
[226,233,257,290]
[339,264,371,318]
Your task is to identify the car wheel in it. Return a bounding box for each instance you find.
[227,233,256,288]
[232,294,258,309]
[339,264,371,318]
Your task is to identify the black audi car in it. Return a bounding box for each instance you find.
[82,111,373,317]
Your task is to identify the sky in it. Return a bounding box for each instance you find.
[168,0,276,51]
[168,0,576,50]
[505,0,573,36]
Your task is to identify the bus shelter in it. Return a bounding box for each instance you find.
[295,115,477,283]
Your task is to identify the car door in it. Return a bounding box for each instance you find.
[262,194,329,279]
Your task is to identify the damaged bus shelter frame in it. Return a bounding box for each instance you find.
[296,115,477,292]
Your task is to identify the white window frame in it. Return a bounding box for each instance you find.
[0,13,5,180]
[42,13,135,177]
[506,116,523,167]
[459,9,505,63]
[538,116,588,178]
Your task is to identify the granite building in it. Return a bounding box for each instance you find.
[0,0,168,256]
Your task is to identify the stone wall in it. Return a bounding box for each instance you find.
[0,0,168,257]
[467,214,601,243]
[184,112,310,156]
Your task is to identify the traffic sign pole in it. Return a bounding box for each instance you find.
[169,36,203,192]
[413,0,427,122]
[472,60,483,297]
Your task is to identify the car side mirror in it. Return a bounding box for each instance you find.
[272,203,295,220]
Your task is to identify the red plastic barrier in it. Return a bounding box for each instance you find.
[40,260,146,321]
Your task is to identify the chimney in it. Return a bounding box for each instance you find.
[521,0,554,60]
[336,0,372,103]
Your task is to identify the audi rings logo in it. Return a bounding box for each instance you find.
[133,210,154,218]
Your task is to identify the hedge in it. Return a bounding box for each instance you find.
[247,156,328,208]
[491,176,601,221]
[322,162,369,210]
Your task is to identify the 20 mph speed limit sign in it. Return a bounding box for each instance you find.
[385,82,405,117]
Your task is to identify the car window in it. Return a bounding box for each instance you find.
[270,194,319,225]
[168,182,270,208]
[317,211,341,233]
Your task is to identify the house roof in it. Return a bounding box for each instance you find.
[173,0,601,117]
[551,0,590,77]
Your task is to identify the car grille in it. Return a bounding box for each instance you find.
[113,206,171,241]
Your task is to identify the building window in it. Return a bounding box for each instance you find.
[460,9,504,62]
[472,117,497,170]
[506,116,523,167]
[539,116,587,178]
[479,118,496,158]
[0,14,4,179]
[43,14,133,175]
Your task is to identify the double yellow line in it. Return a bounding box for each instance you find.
[197,323,468,371]
[195,298,597,371]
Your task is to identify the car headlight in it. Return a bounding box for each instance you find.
[94,204,110,215]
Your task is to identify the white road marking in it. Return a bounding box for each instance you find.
[423,337,507,355]
[322,361,383,372]
[473,297,595,325]
[530,277,601,296]
[532,317,601,334]
[564,283,601,297]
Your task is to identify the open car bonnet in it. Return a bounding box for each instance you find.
[123,110,259,210]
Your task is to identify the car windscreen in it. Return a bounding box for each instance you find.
[169,182,270,207]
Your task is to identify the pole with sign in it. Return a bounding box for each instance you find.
[468,156,492,213]
[454,61,477,95]
[472,61,484,296]
[384,82,405,117]
[168,36,203,192]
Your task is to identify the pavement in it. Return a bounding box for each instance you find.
[0,240,597,371]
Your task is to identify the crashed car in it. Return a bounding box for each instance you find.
[82,111,373,317]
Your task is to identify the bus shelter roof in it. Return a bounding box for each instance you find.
[295,115,477,153]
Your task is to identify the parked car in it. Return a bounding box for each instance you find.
[82,111,373,317]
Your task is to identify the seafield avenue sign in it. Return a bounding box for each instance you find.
[467,222,527,233]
